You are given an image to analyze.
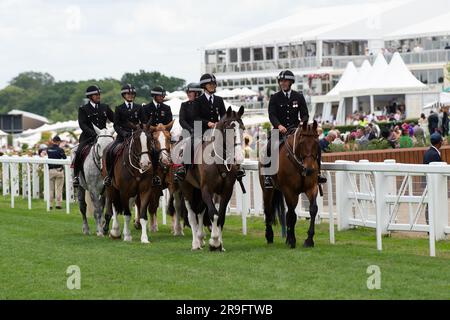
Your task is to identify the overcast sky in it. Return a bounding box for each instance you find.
[0,0,387,89]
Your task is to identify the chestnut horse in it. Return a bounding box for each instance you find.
[259,121,320,249]
[180,106,245,251]
[102,125,154,242]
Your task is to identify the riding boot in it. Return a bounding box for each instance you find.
[236,165,246,179]
[103,148,114,187]
[174,164,186,182]
[263,175,274,189]
[317,146,327,184]
[72,152,80,187]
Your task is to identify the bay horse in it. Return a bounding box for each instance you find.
[74,125,114,236]
[180,106,245,251]
[102,124,154,242]
[259,121,320,249]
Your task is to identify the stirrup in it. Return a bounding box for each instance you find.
[236,168,246,179]
[153,176,162,186]
[72,176,80,187]
[318,174,327,184]
[263,176,274,189]
[103,176,112,187]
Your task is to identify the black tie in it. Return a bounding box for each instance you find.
[285,93,289,100]
[209,96,213,106]
[95,103,99,109]
[128,103,131,110]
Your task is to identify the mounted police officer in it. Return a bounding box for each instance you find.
[195,73,245,179]
[103,84,141,187]
[262,70,326,188]
[139,86,173,186]
[73,85,114,187]
[173,82,203,181]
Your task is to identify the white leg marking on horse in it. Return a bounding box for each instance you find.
[140,219,150,244]
[123,215,132,242]
[197,209,205,247]
[209,215,221,248]
[185,200,201,250]
[110,205,121,238]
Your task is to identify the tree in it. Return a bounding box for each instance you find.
[10,72,55,90]
[121,70,186,98]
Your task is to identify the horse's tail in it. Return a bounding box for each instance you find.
[168,193,175,217]
[272,189,287,238]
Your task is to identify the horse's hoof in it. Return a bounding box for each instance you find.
[109,232,121,240]
[191,246,202,251]
[303,240,314,248]
[141,239,150,244]
[209,244,224,252]
[124,235,132,242]
[97,232,104,237]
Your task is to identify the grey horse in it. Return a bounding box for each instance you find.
[74,125,115,236]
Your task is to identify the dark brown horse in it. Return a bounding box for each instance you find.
[259,121,320,249]
[102,125,154,242]
[180,106,245,251]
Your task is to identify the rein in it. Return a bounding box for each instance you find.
[127,133,151,175]
[92,134,114,172]
[211,125,241,172]
[285,128,318,177]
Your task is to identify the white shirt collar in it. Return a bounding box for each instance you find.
[204,92,214,102]
[283,90,292,99]
[431,146,441,157]
[89,101,97,109]
[124,101,133,108]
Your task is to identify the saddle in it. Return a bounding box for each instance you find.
[112,142,127,162]
[80,144,93,162]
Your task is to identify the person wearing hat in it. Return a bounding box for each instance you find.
[262,70,326,188]
[139,85,173,186]
[190,73,245,180]
[47,136,67,210]
[173,83,203,181]
[73,85,114,187]
[103,84,141,187]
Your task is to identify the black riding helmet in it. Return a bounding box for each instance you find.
[277,70,296,83]
[199,74,217,89]
[150,86,166,97]
[121,84,137,98]
[185,82,202,93]
[85,85,101,97]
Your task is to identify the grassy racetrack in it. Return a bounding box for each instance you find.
[0,197,449,300]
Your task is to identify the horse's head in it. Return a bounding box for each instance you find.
[147,120,174,170]
[216,106,245,164]
[93,125,115,170]
[295,120,319,177]
[130,125,152,173]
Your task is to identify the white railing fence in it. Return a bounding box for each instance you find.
[1,156,449,257]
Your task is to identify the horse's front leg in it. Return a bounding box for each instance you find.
[149,191,160,233]
[213,190,233,252]
[284,192,299,249]
[103,192,112,236]
[200,186,221,251]
[304,191,318,248]
[90,191,104,237]
[78,187,90,235]
[172,190,184,236]
[138,190,152,244]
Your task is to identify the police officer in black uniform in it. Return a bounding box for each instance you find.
[73,85,114,187]
[173,82,203,181]
[194,73,245,179]
[103,84,141,186]
[262,70,326,188]
[139,86,173,186]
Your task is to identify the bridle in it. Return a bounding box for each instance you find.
[127,131,152,174]
[92,134,114,171]
[285,127,319,177]
[152,129,172,170]
[212,120,243,172]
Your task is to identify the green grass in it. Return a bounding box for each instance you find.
[0,197,449,300]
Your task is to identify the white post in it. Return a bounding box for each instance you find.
[374,171,391,252]
[335,161,353,231]
[2,162,10,196]
[428,163,448,242]
[22,163,27,199]
[9,161,15,209]
[161,190,167,225]
[252,171,263,216]
[32,162,40,199]
[316,191,323,225]
[43,163,50,212]
[327,171,335,244]
[241,174,251,235]
[64,164,71,214]
[235,178,243,214]
[11,161,19,197]
[426,171,437,257]
[27,163,31,210]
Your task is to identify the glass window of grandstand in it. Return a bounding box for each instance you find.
[253,48,264,61]
[278,46,289,59]
[413,70,428,84]
[241,48,251,62]
[265,47,274,60]
[217,50,226,64]
[229,49,238,63]
[290,44,304,58]
[205,51,216,64]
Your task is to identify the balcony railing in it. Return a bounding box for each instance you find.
[205,49,450,74]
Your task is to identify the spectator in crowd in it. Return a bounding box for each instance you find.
[332,130,345,145]
[47,136,67,210]
[399,124,413,148]
[413,124,426,145]
[441,107,449,137]
[423,132,443,224]
[428,110,439,134]
[319,130,337,152]
[418,113,429,137]
[243,135,253,159]
[38,144,48,157]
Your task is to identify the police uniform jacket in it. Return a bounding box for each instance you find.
[113,102,142,139]
[140,102,173,126]
[179,100,196,134]
[268,90,309,130]
[193,94,226,134]
[78,102,114,143]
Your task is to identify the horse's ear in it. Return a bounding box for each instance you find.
[165,120,175,132]
[302,121,308,131]
[312,120,318,132]
[238,106,244,118]
[226,106,232,117]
